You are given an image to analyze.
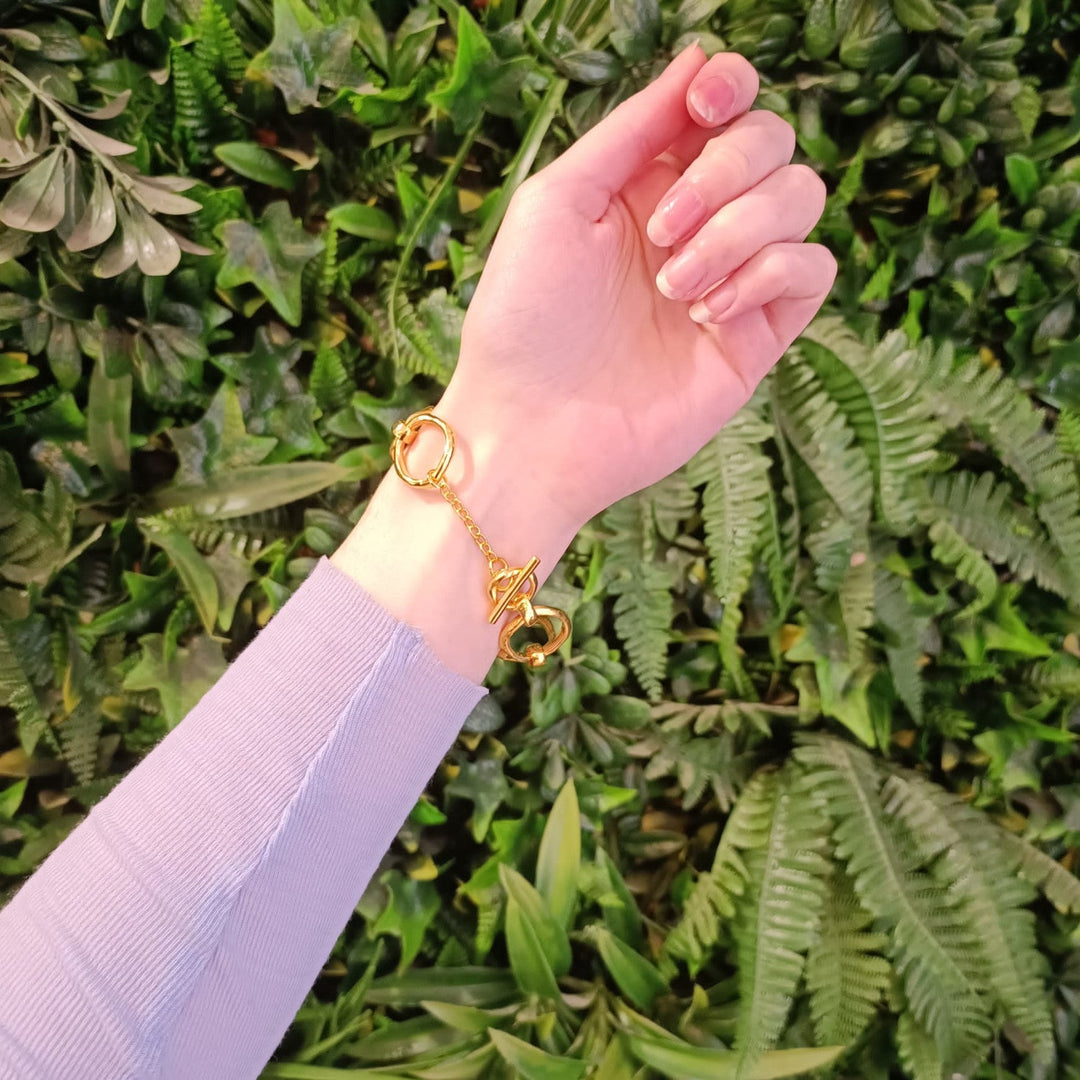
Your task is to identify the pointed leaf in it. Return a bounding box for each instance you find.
[536,778,581,929]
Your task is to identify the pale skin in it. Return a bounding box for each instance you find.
[332,44,837,684]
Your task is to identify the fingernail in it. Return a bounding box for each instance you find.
[690,284,736,323]
[647,186,707,247]
[656,248,705,299]
[689,76,736,126]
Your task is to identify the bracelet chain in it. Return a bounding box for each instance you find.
[389,411,571,668]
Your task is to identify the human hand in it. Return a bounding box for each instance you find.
[436,43,836,533]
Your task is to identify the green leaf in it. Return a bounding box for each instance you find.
[213,143,297,190]
[498,864,572,977]
[86,346,131,489]
[426,9,528,131]
[891,0,938,31]
[123,632,227,729]
[501,872,564,1000]
[371,870,442,972]
[248,0,368,112]
[628,1036,845,1079]
[325,201,397,242]
[0,778,27,820]
[535,778,581,929]
[0,149,66,233]
[366,968,517,1008]
[445,759,510,842]
[610,0,661,62]
[488,1029,586,1080]
[583,925,669,1010]
[140,521,219,634]
[216,201,324,326]
[146,461,348,518]
[1004,154,1039,206]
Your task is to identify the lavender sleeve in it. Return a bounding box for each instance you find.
[0,557,488,1079]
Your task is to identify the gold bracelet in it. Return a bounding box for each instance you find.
[389,410,571,668]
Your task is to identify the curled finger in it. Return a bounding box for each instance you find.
[688,242,837,325]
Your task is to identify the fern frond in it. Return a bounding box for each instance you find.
[794,735,993,1065]
[805,871,890,1046]
[0,453,75,586]
[1059,408,1080,458]
[664,770,779,974]
[1028,653,1080,698]
[310,345,354,412]
[922,471,1069,599]
[838,553,874,661]
[170,45,239,166]
[772,351,874,527]
[194,0,248,82]
[880,769,1053,1060]
[602,480,690,701]
[686,410,773,696]
[0,617,55,756]
[924,517,999,617]
[927,354,1080,595]
[734,772,831,1076]
[157,506,296,555]
[896,1008,946,1080]
[366,281,452,382]
[873,569,927,723]
[802,319,942,533]
[57,699,102,786]
[1002,833,1080,915]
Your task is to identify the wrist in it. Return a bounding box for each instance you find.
[330,393,580,684]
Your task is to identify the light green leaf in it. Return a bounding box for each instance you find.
[325,201,397,241]
[140,522,219,634]
[498,863,572,976]
[488,1029,587,1080]
[535,778,581,929]
[216,201,324,325]
[584,925,669,1010]
[214,142,297,190]
[628,1036,845,1079]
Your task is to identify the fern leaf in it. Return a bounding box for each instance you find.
[805,871,890,1046]
[922,470,1069,599]
[794,735,993,1066]
[310,345,353,412]
[366,281,452,382]
[194,0,248,82]
[1028,653,1080,698]
[664,770,779,974]
[171,44,239,166]
[0,452,75,586]
[1003,833,1080,915]
[802,319,942,533]
[0,617,55,756]
[896,1009,946,1080]
[686,410,773,696]
[773,351,874,527]
[873,569,928,723]
[1058,408,1080,458]
[57,699,102,786]
[924,517,999,617]
[880,770,1053,1060]
[603,481,689,701]
[733,772,831,1077]
[838,552,874,661]
[927,353,1080,595]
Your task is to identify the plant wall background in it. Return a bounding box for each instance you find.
[1,0,1079,1077]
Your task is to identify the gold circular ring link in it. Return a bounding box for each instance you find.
[497,606,571,668]
[391,411,455,487]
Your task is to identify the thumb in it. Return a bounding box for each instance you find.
[545,43,708,219]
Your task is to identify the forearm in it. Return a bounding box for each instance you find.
[0,469,539,1077]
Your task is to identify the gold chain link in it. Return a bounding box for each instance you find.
[429,474,507,575]
[389,411,570,667]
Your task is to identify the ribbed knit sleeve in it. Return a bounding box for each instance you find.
[0,557,488,1080]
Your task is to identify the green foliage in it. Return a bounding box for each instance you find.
[2,0,1080,1076]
